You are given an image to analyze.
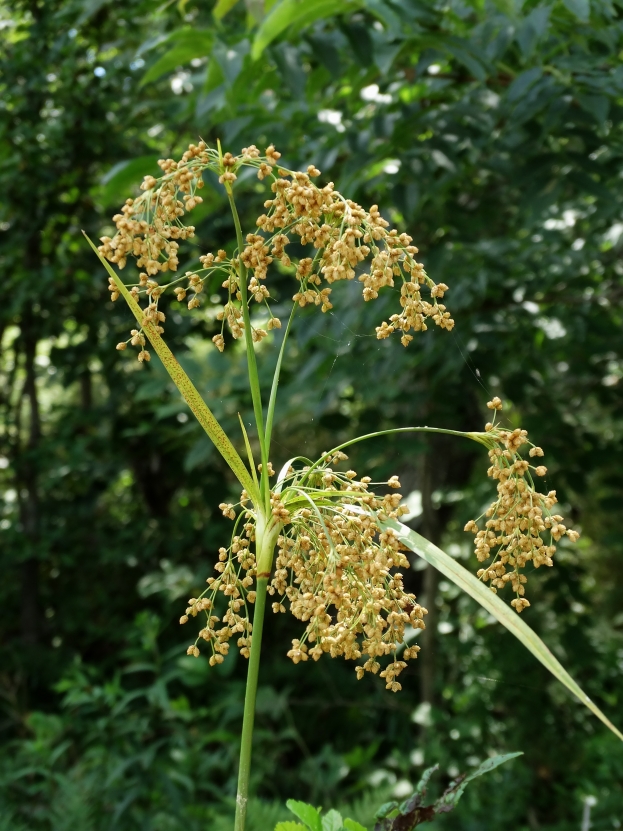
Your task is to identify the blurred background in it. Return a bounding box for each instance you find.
[1,1,623,829]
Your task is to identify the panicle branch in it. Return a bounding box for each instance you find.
[100,141,454,362]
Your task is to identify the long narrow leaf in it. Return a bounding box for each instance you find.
[84,233,259,503]
[381,518,623,742]
[251,0,362,60]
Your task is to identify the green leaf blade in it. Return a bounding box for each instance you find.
[436,752,523,811]
[251,0,362,60]
[83,234,260,504]
[322,809,344,831]
[343,820,367,831]
[286,800,323,831]
[382,518,623,743]
[214,0,241,19]
[141,29,213,86]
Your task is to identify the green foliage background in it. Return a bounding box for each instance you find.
[1,0,622,828]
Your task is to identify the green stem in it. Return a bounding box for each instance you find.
[302,426,476,482]
[234,576,268,831]
[225,185,270,511]
[265,305,296,453]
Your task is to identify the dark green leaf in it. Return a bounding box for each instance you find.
[562,0,590,22]
[435,753,523,813]
[251,0,362,59]
[99,155,160,206]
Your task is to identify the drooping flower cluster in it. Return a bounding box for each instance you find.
[183,452,427,691]
[269,456,426,691]
[180,499,257,665]
[464,398,580,612]
[101,141,454,361]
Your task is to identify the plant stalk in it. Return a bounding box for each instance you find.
[225,185,270,511]
[234,575,268,831]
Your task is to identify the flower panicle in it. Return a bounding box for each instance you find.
[464,397,580,613]
[183,454,426,692]
[182,497,258,664]
[269,457,425,692]
[102,141,454,363]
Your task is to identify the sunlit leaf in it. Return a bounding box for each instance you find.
[141,28,214,86]
[251,0,362,60]
[343,821,367,831]
[381,519,623,743]
[321,809,344,831]
[214,0,242,19]
[286,800,323,831]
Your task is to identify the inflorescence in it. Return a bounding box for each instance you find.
[101,139,579,683]
[101,142,454,361]
[464,398,579,612]
[181,451,426,692]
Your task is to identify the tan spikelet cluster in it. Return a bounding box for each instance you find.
[181,499,257,664]
[101,141,454,361]
[254,167,454,344]
[182,453,426,691]
[269,454,426,691]
[464,398,580,612]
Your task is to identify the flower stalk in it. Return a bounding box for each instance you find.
[234,575,268,831]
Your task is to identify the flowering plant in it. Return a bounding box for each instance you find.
[87,141,621,830]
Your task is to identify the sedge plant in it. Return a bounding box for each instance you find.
[86,141,622,831]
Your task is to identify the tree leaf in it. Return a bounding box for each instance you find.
[435,752,523,812]
[506,66,542,103]
[99,155,160,206]
[362,0,403,37]
[83,234,260,503]
[414,764,438,796]
[562,0,590,22]
[577,92,609,123]
[380,518,623,743]
[343,820,367,831]
[286,800,323,831]
[214,0,241,19]
[374,801,398,820]
[251,0,362,60]
[515,5,550,56]
[322,809,344,831]
[141,28,214,86]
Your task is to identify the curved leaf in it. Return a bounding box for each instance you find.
[141,28,214,86]
[99,155,160,206]
[381,518,623,743]
[83,234,260,503]
[286,800,322,831]
[343,821,367,831]
[214,0,241,19]
[251,0,362,60]
[435,752,523,811]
